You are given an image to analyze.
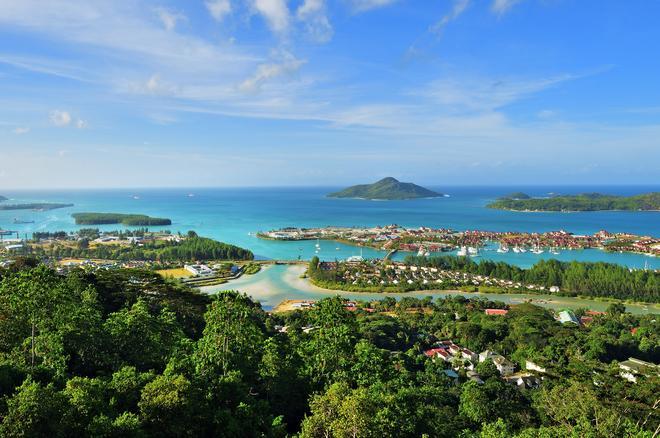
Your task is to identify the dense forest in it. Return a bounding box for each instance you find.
[488,192,660,211]
[0,262,657,436]
[72,213,172,226]
[309,255,659,303]
[28,235,254,262]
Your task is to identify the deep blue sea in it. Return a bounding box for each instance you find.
[1,185,658,269]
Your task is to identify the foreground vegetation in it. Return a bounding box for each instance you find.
[72,212,172,226]
[308,255,659,303]
[0,261,657,436]
[488,192,660,211]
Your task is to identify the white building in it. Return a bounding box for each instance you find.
[184,264,214,276]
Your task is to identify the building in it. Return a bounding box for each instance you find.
[184,264,214,276]
[557,310,580,325]
[525,360,547,374]
[619,358,659,383]
[485,309,508,316]
[479,350,515,376]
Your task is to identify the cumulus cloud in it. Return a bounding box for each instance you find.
[251,0,290,34]
[50,110,72,127]
[155,7,186,31]
[491,0,522,15]
[239,54,306,93]
[350,0,398,13]
[206,0,232,21]
[430,0,469,34]
[296,0,333,43]
[13,127,30,135]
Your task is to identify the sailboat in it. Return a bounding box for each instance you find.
[513,246,521,253]
[550,248,560,255]
[497,243,509,253]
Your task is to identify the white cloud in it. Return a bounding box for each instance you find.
[155,7,186,31]
[349,0,398,13]
[50,110,72,126]
[206,0,232,22]
[430,0,469,34]
[251,0,290,34]
[76,119,87,129]
[13,127,30,135]
[239,54,306,92]
[491,0,522,15]
[296,0,333,43]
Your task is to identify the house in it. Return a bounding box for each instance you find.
[461,348,478,362]
[424,348,452,362]
[525,360,547,374]
[485,309,508,316]
[619,358,659,383]
[505,375,541,389]
[480,350,515,376]
[549,286,560,293]
[557,310,580,325]
[467,370,484,384]
[184,264,214,276]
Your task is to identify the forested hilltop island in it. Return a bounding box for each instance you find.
[72,212,172,226]
[0,262,657,437]
[489,192,660,212]
[328,177,443,200]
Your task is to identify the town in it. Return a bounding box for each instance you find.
[259,225,660,257]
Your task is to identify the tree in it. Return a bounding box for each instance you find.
[138,374,199,437]
[0,379,69,437]
[194,291,265,379]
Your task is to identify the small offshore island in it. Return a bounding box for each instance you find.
[328,177,443,200]
[489,192,660,212]
[72,212,172,226]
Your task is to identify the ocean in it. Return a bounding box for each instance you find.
[1,185,658,269]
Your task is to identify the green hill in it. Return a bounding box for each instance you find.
[328,177,443,200]
[72,212,172,226]
[499,192,531,200]
[488,192,660,211]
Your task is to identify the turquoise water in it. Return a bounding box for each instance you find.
[1,185,658,269]
[206,264,660,315]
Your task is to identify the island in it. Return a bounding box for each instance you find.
[500,192,531,200]
[0,195,7,202]
[72,212,172,226]
[488,192,660,212]
[327,177,443,200]
[0,202,73,211]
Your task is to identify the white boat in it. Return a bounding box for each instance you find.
[513,246,521,253]
[417,247,426,256]
[550,248,560,255]
[468,246,479,257]
[518,247,527,253]
[532,248,544,255]
[457,246,468,257]
[496,244,509,253]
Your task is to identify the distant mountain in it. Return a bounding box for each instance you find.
[0,195,6,202]
[488,192,660,212]
[328,177,443,200]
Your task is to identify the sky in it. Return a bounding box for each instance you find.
[0,0,659,188]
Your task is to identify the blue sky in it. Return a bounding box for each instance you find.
[0,0,659,188]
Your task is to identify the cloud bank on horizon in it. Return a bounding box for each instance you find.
[0,0,658,188]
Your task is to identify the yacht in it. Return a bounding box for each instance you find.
[496,244,509,253]
[457,246,468,257]
[513,246,521,253]
[518,247,527,253]
[550,248,560,255]
[417,247,426,257]
[468,246,480,257]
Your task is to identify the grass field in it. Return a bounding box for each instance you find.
[156,267,193,278]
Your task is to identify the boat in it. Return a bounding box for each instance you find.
[13,218,35,224]
[513,246,521,253]
[457,246,468,257]
[468,246,480,257]
[417,247,426,256]
[518,247,527,253]
[496,244,509,253]
[550,247,560,255]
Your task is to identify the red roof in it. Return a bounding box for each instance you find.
[485,309,508,316]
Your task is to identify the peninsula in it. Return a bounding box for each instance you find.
[72,212,172,226]
[0,202,73,211]
[0,195,7,201]
[488,192,660,212]
[328,177,443,200]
